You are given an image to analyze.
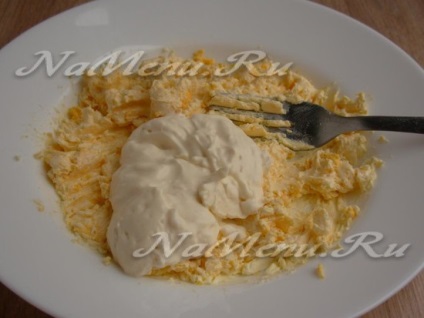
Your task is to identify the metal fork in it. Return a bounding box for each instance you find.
[208,94,424,150]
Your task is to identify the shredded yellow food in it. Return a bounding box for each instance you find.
[316,263,326,279]
[42,50,381,284]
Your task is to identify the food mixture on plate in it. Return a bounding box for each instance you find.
[42,50,382,284]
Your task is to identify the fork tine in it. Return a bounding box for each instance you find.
[223,116,299,144]
[209,105,283,121]
[209,93,287,114]
[233,120,290,139]
[208,105,292,128]
[208,93,316,150]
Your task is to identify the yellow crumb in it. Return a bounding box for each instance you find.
[68,106,83,123]
[13,155,21,162]
[192,49,214,65]
[378,135,389,144]
[33,199,45,212]
[316,263,325,279]
[102,256,113,266]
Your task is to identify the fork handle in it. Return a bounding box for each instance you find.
[352,116,424,134]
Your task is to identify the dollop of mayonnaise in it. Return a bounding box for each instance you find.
[107,114,269,277]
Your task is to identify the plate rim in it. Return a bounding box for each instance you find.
[0,1,423,318]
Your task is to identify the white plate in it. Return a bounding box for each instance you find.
[0,1,423,317]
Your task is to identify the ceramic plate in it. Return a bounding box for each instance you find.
[0,1,423,317]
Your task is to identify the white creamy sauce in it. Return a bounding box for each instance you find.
[107,114,269,276]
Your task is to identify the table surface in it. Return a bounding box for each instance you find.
[0,0,423,317]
